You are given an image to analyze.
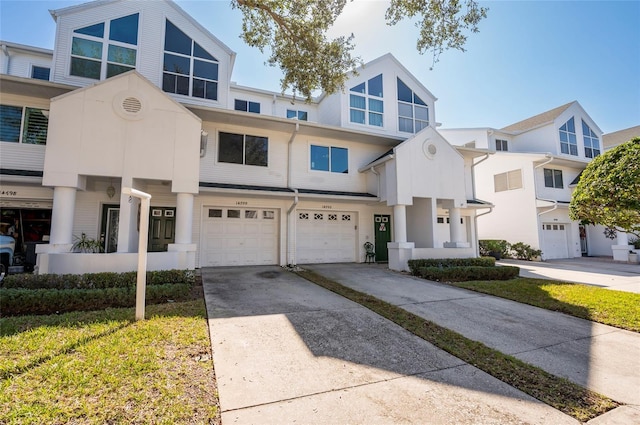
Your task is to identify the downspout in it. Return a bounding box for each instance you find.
[199,130,208,158]
[286,122,300,265]
[470,152,491,200]
[474,207,493,257]
[370,166,380,199]
[534,154,557,259]
[1,44,9,74]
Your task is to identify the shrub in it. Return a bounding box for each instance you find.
[417,265,520,282]
[408,257,495,276]
[2,269,195,290]
[0,284,192,316]
[629,237,640,250]
[479,240,510,259]
[509,242,542,261]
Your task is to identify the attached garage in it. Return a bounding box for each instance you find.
[200,206,279,266]
[542,223,569,259]
[296,210,357,264]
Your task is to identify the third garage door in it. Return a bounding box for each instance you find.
[296,210,357,263]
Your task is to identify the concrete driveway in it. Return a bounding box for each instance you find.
[499,257,640,293]
[203,266,577,424]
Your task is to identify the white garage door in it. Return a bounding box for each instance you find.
[201,207,278,266]
[297,210,357,263]
[542,223,569,259]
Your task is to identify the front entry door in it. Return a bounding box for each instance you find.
[374,214,391,262]
[149,207,176,252]
[579,224,588,256]
[100,204,120,253]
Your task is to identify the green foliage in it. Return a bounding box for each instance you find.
[71,233,104,253]
[509,242,542,261]
[417,265,520,282]
[2,269,195,290]
[408,257,495,275]
[0,284,192,316]
[479,239,511,258]
[628,237,640,249]
[570,138,640,237]
[233,0,486,100]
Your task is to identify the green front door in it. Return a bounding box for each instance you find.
[148,207,176,252]
[374,214,391,262]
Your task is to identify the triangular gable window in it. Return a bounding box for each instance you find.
[74,22,104,38]
[397,78,428,133]
[559,117,578,156]
[349,74,383,127]
[582,120,600,158]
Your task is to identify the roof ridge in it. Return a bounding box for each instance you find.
[501,101,576,133]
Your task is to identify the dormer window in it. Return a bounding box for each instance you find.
[70,13,139,80]
[582,120,600,158]
[559,117,578,156]
[163,20,219,101]
[349,74,383,127]
[397,78,428,133]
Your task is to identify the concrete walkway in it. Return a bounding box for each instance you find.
[203,266,579,424]
[499,257,640,293]
[304,263,640,424]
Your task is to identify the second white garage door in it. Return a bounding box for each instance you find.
[201,207,278,266]
[542,223,569,259]
[296,210,357,263]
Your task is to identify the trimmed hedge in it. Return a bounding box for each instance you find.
[0,283,192,316]
[1,269,195,290]
[417,265,520,282]
[408,257,495,276]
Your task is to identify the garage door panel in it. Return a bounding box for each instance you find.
[297,210,356,264]
[542,223,569,259]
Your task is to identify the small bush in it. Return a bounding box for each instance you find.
[479,240,511,259]
[2,269,195,290]
[510,242,542,261]
[408,257,495,276]
[418,265,520,282]
[0,284,192,316]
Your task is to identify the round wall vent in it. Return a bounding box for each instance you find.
[122,96,142,114]
[422,140,437,159]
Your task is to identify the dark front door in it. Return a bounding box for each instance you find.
[374,214,391,262]
[149,207,176,252]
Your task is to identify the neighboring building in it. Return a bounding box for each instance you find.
[440,101,617,260]
[602,125,640,150]
[0,0,490,274]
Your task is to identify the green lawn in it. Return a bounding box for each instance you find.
[0,298,220,424]
[451,278,640,332]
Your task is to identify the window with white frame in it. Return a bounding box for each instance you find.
[31,66,50,81]
[163,20,219,100]
[349,74,383,127]
[544,168,563,189]
[286,109,308,121]
[0,104,49,145]
[70,13,139,80]
[310,145,348,173]
[495,139,508,151]
[397,78,429,133]
[494,169,523,192]
[234,99,260,114]
[218,131,268,166]
[582,120,600,158]
[559,117,578,156]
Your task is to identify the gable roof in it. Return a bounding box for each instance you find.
[602,125,640,148]
[501,101,575,133]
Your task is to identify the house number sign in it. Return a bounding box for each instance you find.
[236,201,248,205]
[0,190,18,196]
[322,205,333,209]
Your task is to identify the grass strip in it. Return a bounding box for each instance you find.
[0,298,220,424]
[450,278,640,332]
[295,269,619,422]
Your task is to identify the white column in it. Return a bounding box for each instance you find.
[449,207,463,243]
[393,204,407,243]
[49,186,76,245]
[175,193,194,244]
[616,231,629,246]
[612,230,632,262]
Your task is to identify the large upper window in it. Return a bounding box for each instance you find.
[234,99,260,114]
[70,14,139,80]
[0,105,49,145]
[310,145,348,173]
[494,169,523,192]
[349,74,383,127]
[397,78,429,133]
[163,20,219,101]
[218,132,268,167]
[559,117,578,156]
[544,168,564,189]
[582,120,600,158]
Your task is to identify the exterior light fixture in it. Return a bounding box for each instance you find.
[106,181,116,199]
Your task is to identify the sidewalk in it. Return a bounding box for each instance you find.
[304,263,640,424]
[203,266,578,424]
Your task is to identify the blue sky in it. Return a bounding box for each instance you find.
[1,0,638,134]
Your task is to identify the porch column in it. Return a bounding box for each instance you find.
[449,207,463,243]
[393,204,407,243]
[49,186,76,245]
[175,193,194,244]
[612,230,632,262]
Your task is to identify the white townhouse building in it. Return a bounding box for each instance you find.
[0,0,492,274]
[440,101,624,260]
